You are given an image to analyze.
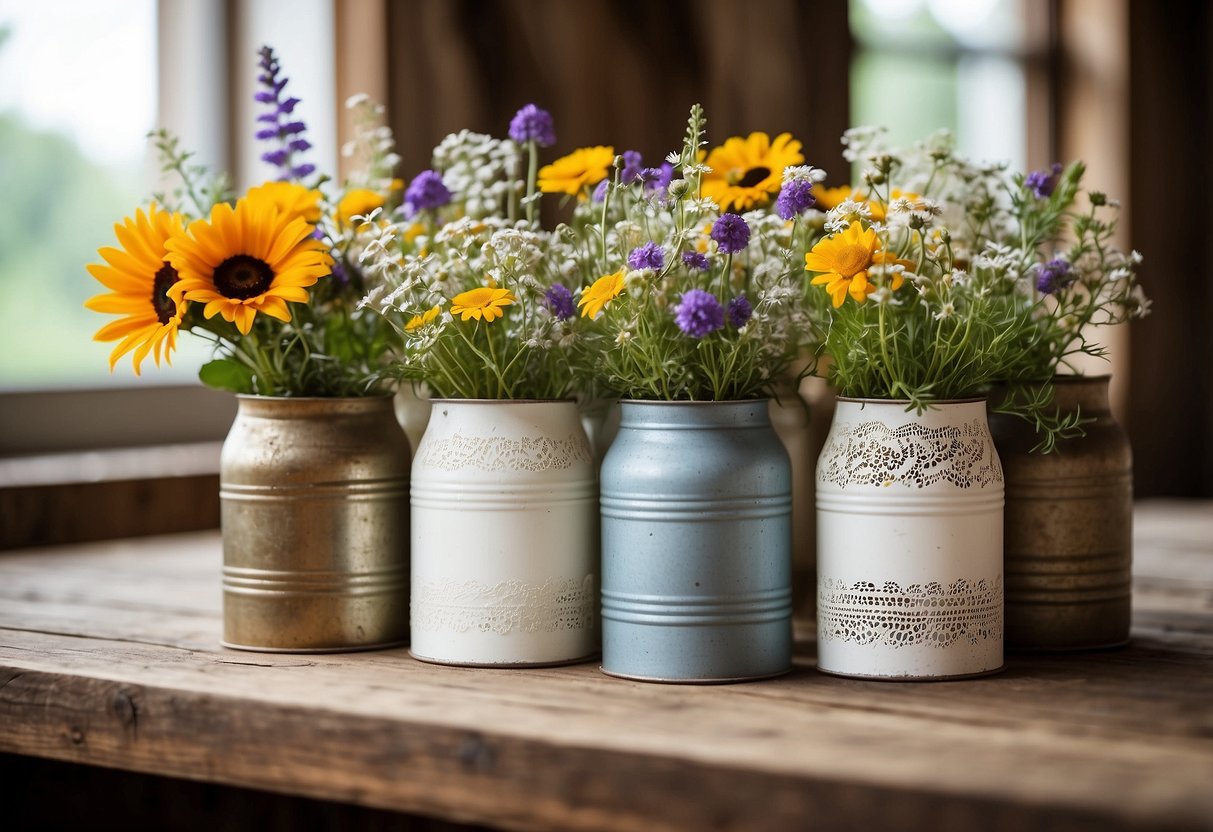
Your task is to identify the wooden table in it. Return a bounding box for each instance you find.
[2,500,1212,831]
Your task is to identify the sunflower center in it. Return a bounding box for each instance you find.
[151,263,180,324]
[214,255,274,300]
[835,244,874,278]
[735,166,771,188]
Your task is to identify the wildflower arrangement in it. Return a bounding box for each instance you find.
[360,104,578,399]
[86,46,397,396]
[802,127,1148,447]
[549,104,818,401]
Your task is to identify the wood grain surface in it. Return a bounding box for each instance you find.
[1,501,1212,831]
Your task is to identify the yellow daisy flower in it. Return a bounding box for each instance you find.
[450,287,515,322]
[247,181,322,224]
[405,304,442,332]
[811,185,923,222]
[165,193,333,335]
[538,146,615,199]
[811,184,857,211]
[85,203,188,374]
[337,188,387,225]
[804,221,888,307]
[578,269,626,319]
[701,132,804,212]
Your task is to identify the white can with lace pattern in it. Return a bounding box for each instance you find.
[815,397,1005,680]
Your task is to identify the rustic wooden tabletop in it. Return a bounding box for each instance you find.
[1,500,1211,831]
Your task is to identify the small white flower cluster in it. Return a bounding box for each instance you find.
[341,94,401,193]
[432,130,521,219]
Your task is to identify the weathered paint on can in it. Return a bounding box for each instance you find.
[221,395,411,652]
[600,400,794,683]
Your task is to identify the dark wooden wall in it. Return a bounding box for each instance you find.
[1127,0,1213,498]
[385,0,852,188]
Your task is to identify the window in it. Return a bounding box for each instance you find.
[849,0,1047,171]
[0,0,215,391]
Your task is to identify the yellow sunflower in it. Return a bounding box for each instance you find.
[804,221,888,307]
[85,203,188,374]
[701,132,804,212]
[578,269,626,319]
[538,146,615,199]
[247,181,322,224]
[405,304,443,331]
[165,193,333,335]
[450,287,515,322]
[337,188,387,226]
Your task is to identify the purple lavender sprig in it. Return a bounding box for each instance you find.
[254,45,314,180]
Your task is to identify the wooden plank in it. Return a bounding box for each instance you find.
[0,505,1212,830]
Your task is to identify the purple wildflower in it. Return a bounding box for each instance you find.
[591,179,610,203]
[1026,162,1064,198]
[620,150,644,185]
[254,45,313,181]
[682,251,710,271]
[628,242,665,271]
[776,179,816,220]
[640,163,674,194]
[404,170,453,214]
[1035,257,1074,294]
[544,283,576,320]
[673,289,725,338]
[727,295,753,328]
[711,213,751,254]
[508,104,556,147]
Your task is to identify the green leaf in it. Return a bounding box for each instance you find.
[198,358,255,393]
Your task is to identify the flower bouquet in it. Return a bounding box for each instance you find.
[84,46,410,652]
[543,105,813,682]
[87,46,398,397]
[806,126,1148,678]
[359,105,597,668]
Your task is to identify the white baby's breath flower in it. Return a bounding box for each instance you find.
[782,164,826,184]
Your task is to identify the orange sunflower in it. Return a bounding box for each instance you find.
[85,203,188,374]
[804,221,908,307]
[165,192,333,335]
[701,132,804,212]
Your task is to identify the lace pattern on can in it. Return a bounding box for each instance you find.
[818,577,1002,647]
[818,419,1003,489]
[412,574,596,634]
[418,433,592,473]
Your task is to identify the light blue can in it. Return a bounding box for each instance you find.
[600,400,794,683]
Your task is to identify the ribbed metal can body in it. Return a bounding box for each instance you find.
[990,376,1132,650]
[409,400,598,667]
[600,400,793,683]
[220,395,411,652]
[816,398,1004,680]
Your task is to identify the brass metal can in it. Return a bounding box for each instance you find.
[990,376,1132,651]
[221,395,411,652]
